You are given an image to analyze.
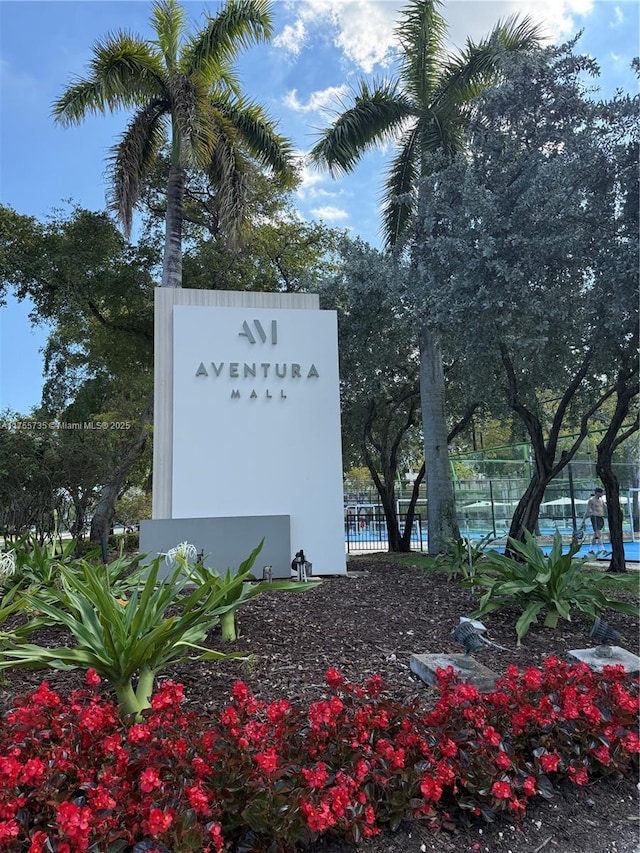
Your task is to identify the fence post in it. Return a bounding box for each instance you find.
[489,481,497,537]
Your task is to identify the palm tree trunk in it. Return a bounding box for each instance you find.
[419,317,459,554]
[162,163,185,288]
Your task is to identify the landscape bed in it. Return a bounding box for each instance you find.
[1,555,638,853]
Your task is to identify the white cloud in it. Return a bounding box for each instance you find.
[283,84,349,114]
[273,19,307,56]
[275,1,400,72]
[295,154,326,200]
[444,0,595,46]
[612,5,624,26]
[276,0,600,76]
[332,1,399,72]
[310,205,350,221]
[309,187,344,200]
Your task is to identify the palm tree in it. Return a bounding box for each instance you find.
[310,0,542,553]
[53,0,295,288]
[53,0,295,542]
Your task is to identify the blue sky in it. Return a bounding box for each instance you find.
[1,0,638,414]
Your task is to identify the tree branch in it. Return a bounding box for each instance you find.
[87,300,153,343]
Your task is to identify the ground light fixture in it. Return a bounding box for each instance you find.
[451,620,485,654]
[451,618,510,654]
[589,617,622,657]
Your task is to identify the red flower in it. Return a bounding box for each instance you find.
[420,776,443,802]
[0,755,22,786]
[255,748,278,774]
[302,761,330,788]
[439,738,457,758]
[325,668,345,688]
[208,822,224,853]
[266,698,291,724]
[495,751,512,770]
[522,667,542,690]
[301,799,336,832]
[365,675,384,696]
[0,820,19,842]
[143,807,174,836]
[523,775,537,796]
[220,706,239,727]
[56,801,92,849]
[19,757,45,786]
[27,830,48,853]
[151,680,184,710]
[186,782,212,816]
[482,726,501,747]
[86,668,101,687]
[539,752,561,773]
[491,781,511,799]
[620,732,640,753]
[127,723,152,744]
[568,765,589,785]
[243,721,269,743]
[592,745,611,765]
[231,680,249,702]
[191,756,212,778]
[89,786,117,810]
[140,767,162,792]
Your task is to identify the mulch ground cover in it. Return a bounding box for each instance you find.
[1,554,639,852]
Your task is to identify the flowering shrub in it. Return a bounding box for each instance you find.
[0,661,638,852]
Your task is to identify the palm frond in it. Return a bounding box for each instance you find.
[181,0,272,82]
[420,107,467,160]
[437,14,543,108]
[492,14,546,52]
[165,71,216,167]
[216,97,296,185]
[396,0,448,106]
[53,34,165,126]
[310,79,416,176]
[151,0,187,71]
[206,129,252,248]
[107,101,169,237]
[382,122,420,250]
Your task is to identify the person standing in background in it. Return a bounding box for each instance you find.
[583,488,607,555]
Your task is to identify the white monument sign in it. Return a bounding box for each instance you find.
[147,290,346,576]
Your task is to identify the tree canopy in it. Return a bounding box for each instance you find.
[52,0,295,287]
[311,0,542,553]
[412,40,639,563]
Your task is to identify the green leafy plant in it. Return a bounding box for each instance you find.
[426,533,494,580]
[468,531,639,643]
[0,582,36,647]
[187,540,319,641]
[11,529,78,595]
[0,551,47,667]
[0,551,257,717]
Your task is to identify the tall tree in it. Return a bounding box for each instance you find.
[52,0,295,288]
[410,43,638,568]
[310,0,541,553]
[319,238,477,551]
[318,239,421,551]
[0,204,157,541]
